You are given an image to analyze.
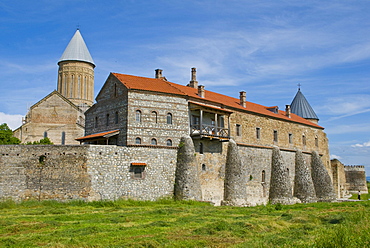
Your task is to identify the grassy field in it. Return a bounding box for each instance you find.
[0,198,369,248]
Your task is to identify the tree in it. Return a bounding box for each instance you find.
[25,137,54,145]
[0,123,21,145]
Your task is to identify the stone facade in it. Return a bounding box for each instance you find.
[13,91,85,145]
[344,165,368,194]
[0,145,177,202]
[331,159,368,197]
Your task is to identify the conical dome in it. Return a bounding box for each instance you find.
[290,89,318,121]
[58,29,95,66]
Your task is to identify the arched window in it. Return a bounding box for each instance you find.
[167,113,172,124]
[202,164,207,171]
[166,139,172,146]
[61,131,65,145]
[262,170,266,183]
[152,111,158,123]
[43,131,48,138]
[302,134,306,146]
[136,110,141,123]
[135,137,141,144]
[315,136,318,147]
[151,138,157,145]
[115,111,119,124]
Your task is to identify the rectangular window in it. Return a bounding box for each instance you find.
[289,133,293,144]
[256,127,261,139]
[130,163,146,179]
[236,124,241,136]
[273,130,278,142]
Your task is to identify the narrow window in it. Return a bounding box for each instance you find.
[262,170,266,183]
[202,164,207,171]
[152,111,158,123]
[151,138,157,145]
[135,137,141,144]
[273,130,278,142]
[167,113,172,124]
[78,75,81,97]
[61,131,65,145]
[256,127,261,139]
[289,133,293,144]
[84,77,87,99]
[136,110,141,123]
[315,136,318,147]
[115,111,119,124]
[236,124,241,136]
[95,117,98,128]
[200,142,204,154]
[166,139,172,146]
[44,131,48,138]
[114,84,117,97]
[70,75,74,98]
[302,135,306,146]
[106,114,109,126]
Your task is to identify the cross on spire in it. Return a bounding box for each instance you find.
[297,83,301,90]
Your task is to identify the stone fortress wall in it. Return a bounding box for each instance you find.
[0,141,332,206]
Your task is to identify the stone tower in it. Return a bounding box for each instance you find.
[57,29,95,108]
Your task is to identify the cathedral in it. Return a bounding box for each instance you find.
[13,30,95,145]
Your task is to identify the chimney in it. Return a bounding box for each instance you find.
[188,67,198,88]
[198,85,205,98]
[240,91,246,107]
[155,69,163,79]
[285,105,291,118]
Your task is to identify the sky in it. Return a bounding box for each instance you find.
[1,0,370,174]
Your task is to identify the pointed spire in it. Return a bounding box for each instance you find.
[290,88,319,121]
[58,29,95,67]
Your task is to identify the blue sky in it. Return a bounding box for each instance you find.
[1,1,370,174]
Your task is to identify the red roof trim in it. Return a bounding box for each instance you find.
[131,162,147,166]
[76,129,120,141]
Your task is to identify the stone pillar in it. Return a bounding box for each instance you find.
[269,146,299,205]
[222,139,247,206]
[311,151,336,202]
[174,136,202,201]
[293,149,317,203]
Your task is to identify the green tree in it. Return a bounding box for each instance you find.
[25,137,54,145]
[0,123,21,145]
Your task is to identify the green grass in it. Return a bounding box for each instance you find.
[0,199,370,247]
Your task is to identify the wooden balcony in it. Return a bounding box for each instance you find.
[190,124,229,141]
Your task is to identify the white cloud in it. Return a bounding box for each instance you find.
[351,141,370,148]
[0,112,23,130]
[330,154,342,160]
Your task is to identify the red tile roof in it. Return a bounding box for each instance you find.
[76,129,120,141]
[111,73,323,129]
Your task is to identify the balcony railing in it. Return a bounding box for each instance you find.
[190,124,229,139]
